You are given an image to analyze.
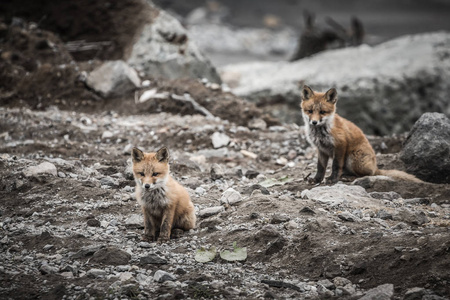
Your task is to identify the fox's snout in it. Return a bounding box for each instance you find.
[145,183,151,189]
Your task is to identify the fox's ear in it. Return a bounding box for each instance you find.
[325,88,338,104]
[302,85,314,101]
[132,147,144,163]
[156,146,169,163]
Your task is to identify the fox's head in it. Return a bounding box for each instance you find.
[300,85,337,127]
[131,146,170,191]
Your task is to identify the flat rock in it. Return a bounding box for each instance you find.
[301,184,371,206]
[90,247,131,266]
[23,162,57,177]
[198,206,225,217]
[220,188,242,206]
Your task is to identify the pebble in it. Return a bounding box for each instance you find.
[211,132,230,148]
[154,270,176,283]
[220,188,242,206]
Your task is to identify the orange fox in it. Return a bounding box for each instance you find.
[301,85,422,184]
[131,146,196,242]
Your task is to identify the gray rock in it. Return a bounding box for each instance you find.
[210,163,224,180]
[39,264,58,275]
[154,270,176,283]
[211,132,230,148]
[125,214,143,227]
[394,208,430,226]
[221,33,450,135]
[86,219,101,227]
[140,254,167,265]
[128,10,220,83]
[317,279,334,290]
[248,118,267,130]
[333,277,352,287]
[270,214,290,224]
[338,212,360,222]
[403,287,445,300]
[369,191,402,201]
[23,162,57,177]
[377,209,393,220]
[301,184,371,206]
[198,206,225,217]
[90,247,131,266]
[86,268,107,278]
[220,188,242,206]
[360,284,394,300]
[400,113,450,183]
[86,60,140,97]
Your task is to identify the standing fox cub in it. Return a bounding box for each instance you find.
[301,85,422,184]
[132,146,196,242]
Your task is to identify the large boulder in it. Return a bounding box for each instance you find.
[128,10,221,83]
[220,32,450,135]
[400,113,450,183]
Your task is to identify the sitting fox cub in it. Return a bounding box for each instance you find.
[132,146,196,242]
[301,85,421,184]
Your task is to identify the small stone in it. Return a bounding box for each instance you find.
[317,279,334,289]
[119,272,134,282]
[245,170,260,179]
[87,268,107,278]
[125,214,143,227]
[154,270,176,283]
[57,172,66,178]
[284,220,298,230]
[333,277,351,287]
[101,131,114,139]
[90,247,131,265]
[23,162,57,177]
[300,206,315,214]
[198,206,225,217]
[211,132,230,148]
[210,163,224,180]
[248,118,267,130]
[270,214,290,224]
[140,254,168,265]
[338,212,360,222]
[220,188,242,206]
[87,219,101,227]
[39,264,58,275]
[377,209,393,220]
[276,157,288,166]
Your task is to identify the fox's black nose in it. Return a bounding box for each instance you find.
[312,120,318,125]
[145,184,150,189]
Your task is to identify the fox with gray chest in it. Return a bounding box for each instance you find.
[131,146,196,242]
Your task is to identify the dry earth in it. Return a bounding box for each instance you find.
[1,104,449,300]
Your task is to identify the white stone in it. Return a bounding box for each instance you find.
[23,162,57,177]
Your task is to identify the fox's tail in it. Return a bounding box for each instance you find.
[375,169,423,183]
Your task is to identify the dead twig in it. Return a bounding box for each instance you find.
[171,93,214,119]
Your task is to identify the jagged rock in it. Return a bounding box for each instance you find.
[394,208,430,226]
[128,10,220,83]
[400,113,450,183]
[140,254,167,265]
[211,132,230,148]
[210,163,224,180]
[87,268,107,278]
[86,60,140,97]
[221,33,450,135]
[360,284,394,300]
[23,162,57,177]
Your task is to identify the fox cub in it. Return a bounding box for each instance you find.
[301,85,421,184]
[131,146,196,242]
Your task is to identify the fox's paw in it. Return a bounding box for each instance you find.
[325,176,338,184]
[157,236,170,244]
[308,177,322,185]
[141,234,156,242]
[171,228,184,239]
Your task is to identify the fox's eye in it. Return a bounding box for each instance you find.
[152,172,159,177]
[320,110,326,114]
[138,172,145,176]
[307,110,313,114]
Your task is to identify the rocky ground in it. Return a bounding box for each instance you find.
[1,105,450,300]
[1,1,450,299]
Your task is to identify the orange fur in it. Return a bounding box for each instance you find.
[301,85,422,184]
[132,147,196,242]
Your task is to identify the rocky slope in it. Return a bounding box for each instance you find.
[1,106,449,299]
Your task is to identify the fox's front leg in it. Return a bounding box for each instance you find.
[327,149,345,184]
[142,207,156,241]
[310,151,329,184]
[158,209,175,243]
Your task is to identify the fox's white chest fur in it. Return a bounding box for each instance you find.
[303,114,335,157]
[140,187,169,217]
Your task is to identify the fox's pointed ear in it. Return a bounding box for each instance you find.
[156,147,169,163]
[302,85,314,101]
[325,88,338,104]
[132,147,144,163]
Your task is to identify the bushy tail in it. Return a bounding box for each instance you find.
[375,169,423,183]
